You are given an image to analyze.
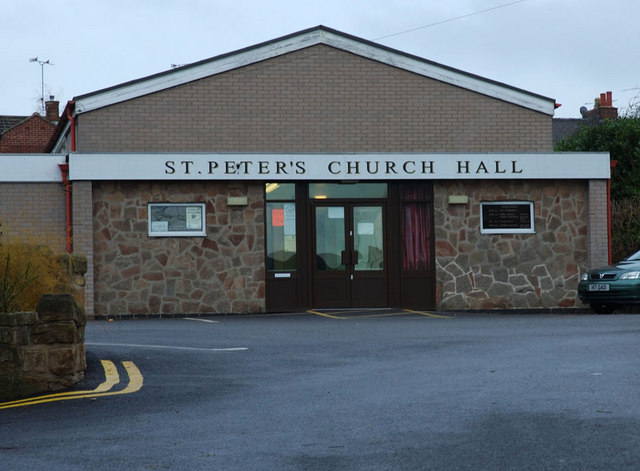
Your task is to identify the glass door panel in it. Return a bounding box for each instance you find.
[266,202,297,271]
[315,206,346,271]
[353,206,384,271]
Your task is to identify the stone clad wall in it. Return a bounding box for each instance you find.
[0,294,87,401]
[92,181,265,317]
[434,180,588,309]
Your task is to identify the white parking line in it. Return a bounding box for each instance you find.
[86,342,247,352]
[184,318,219,323]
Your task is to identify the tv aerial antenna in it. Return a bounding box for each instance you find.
[29,57,53,115]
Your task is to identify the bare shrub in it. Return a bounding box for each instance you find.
[0,240,73,312]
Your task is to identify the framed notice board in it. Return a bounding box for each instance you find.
[480,201,535,234]
[148,203,206,237]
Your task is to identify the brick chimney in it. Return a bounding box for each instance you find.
[45,97,59,122]
[581,91,618,120]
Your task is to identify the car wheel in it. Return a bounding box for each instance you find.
[590,302,617,314]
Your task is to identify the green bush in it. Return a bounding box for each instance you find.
[611,197,640,263]
[555,117,640,201]
[555,117,640,263]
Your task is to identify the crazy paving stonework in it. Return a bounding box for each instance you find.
[434,180,588,310]
[0,295,87,401]
[92,182,265,316]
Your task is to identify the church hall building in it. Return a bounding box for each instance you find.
[0,26,610,317]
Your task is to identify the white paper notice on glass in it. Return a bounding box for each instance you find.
[284,203,296,235]
[357,222,374,235]
[151,221,169,232]
[328,207,344,219]
[186,207,202,229]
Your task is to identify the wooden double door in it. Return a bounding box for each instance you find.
[264,182,436,312]
[311,202,387,308]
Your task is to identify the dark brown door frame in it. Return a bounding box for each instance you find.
[309,200,389,308]
[265,181,436,312]
[265,183,310,312]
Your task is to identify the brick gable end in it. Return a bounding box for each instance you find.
[0,116,56,153]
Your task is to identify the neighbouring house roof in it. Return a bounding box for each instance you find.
[0,115,29,135]
[71,25,556,117]
[552,118,583,146]
[0,113,56,153]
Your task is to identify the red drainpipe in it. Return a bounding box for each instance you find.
[59,101,76,253]
[59,163,72,253]
[67,100,76,152]
[607,160,618,264]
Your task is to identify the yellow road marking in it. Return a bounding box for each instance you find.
[0,360,143,410]
[352,312,407,319]
[307,310,347,319]
[90,360,121,392]
[0,360,119,408]
[403,309,453,319]
[83,361,144,398]
[308,309,453,319]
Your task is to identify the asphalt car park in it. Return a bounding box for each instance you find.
[2,310,640,470]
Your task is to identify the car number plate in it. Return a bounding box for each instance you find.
[589,283,610,292]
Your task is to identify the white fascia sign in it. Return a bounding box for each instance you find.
[68,152,611,181]
[0,154,66,182]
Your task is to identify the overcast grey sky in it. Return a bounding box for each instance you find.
[2,0,639,119]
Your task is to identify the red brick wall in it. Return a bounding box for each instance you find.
[0,116,55,153]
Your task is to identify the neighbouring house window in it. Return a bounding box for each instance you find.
[148,203,206,237]
[266,183,296,271]
[402,183,433,271]
[480,201,535,234]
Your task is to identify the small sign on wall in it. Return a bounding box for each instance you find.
[480,201,534,234]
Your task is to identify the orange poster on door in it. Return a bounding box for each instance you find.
[272,208,285,227]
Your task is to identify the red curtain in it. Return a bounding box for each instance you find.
[403,203,432,270]
[402,184,432,271]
